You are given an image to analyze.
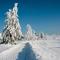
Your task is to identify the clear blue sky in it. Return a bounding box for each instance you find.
[0,0,60,34]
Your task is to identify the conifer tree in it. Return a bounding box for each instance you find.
[2,3,23,43]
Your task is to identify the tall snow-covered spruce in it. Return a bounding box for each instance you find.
[25,24,37,40]
[2,3,23,44]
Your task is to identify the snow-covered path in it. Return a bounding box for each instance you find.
[16,43,37,60]
[0,40,60,60]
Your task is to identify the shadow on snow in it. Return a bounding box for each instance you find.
[16,43,37,60]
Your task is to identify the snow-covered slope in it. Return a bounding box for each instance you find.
[0,40,60,60]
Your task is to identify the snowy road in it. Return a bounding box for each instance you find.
[16,43,37,60]
[0,40,60,60]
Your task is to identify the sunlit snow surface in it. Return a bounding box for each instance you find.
[0,40,60,60]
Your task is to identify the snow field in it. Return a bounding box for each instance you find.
[0,40,60,60]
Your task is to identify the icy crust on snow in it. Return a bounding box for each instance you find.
[0,40,60,60]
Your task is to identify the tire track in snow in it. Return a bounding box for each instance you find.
[16,43,37,60]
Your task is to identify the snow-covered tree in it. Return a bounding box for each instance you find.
[2,3,23,43]
[0,33,3,43]
[25,24,33,40]
[25,24,37,40]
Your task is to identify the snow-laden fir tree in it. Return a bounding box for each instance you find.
[2,3,23,43]
[25,24,33,40]
[25,24,37,40]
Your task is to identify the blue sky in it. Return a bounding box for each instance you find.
[0,0,60,34]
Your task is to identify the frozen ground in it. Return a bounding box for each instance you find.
[0,40,60,60]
